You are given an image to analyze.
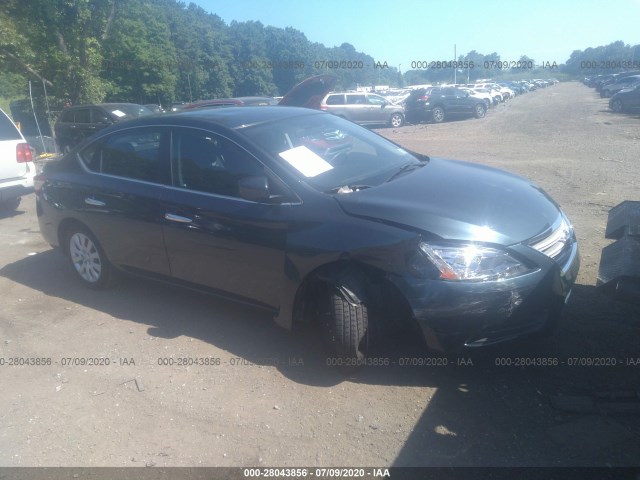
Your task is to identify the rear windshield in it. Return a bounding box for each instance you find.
[0,110,22,141]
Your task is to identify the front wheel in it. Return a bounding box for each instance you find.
[320,289,369,361]
[611,99,624,113]
[389,112,404,128]
[66,226,113,288]
[431,106,445,123]
[474,104,487,119]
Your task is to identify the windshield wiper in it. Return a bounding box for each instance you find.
[385,161,425,183]
[326,184,372,194]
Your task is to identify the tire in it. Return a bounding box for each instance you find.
[320,289,369,361]
[0,197,21,211]
[611,99,624,113]
[474,103,487,119]
[431,106,445,123]
[389,112,404,128]
[65,225,113,288]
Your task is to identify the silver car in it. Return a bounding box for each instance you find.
[320,92,405,128]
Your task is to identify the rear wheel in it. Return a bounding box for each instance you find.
[389,112,404,128]
[0,197,21,211]
[611,99,624,113]
[65,226,113,288]
[431,106,445,123]
[474,103,487,119]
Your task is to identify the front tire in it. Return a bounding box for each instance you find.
[321,289,369,361]
[389,112,404,128]
[66,226,113,288]
[431,106,445,123]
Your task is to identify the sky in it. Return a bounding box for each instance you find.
[192,0,640,72]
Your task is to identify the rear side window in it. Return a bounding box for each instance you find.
[80,128,164,183]
[346,95,366,105]
[74,109,91,124]
[0,110,22,141]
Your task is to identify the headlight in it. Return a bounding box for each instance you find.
[419,243,533,281]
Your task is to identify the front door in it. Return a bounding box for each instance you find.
[160,127,289,309]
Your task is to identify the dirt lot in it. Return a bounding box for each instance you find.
[1,82,639,470]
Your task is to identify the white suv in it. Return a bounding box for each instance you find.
[0,108,35,210]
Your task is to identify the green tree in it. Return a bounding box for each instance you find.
[102,0,177,104]
[228,21,277,96]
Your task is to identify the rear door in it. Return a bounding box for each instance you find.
[160,127,289,308]
[73,126,172,275]
[0,109,27,181]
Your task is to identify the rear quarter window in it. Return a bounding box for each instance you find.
[0,110,22,141]
[325,95,345,105]
[60,110,75,122]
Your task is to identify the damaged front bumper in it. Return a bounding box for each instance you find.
[391,242,580,353]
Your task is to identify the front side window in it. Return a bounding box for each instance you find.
[91,109,110,124]
[80,128,163,183]
[170,128,265,198]
[367,95,386,106]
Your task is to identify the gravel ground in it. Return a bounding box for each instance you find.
[0,81,639,470]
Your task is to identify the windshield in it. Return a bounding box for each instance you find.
[242,113,423,192]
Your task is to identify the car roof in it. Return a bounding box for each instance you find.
[64,103,143,110]
[97,106,325,131]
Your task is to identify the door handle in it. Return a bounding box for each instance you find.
[84,197,106,207]
[165,213,193,223]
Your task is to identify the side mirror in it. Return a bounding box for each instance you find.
[238,175,271,203]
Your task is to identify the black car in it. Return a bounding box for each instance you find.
[36,106,579,361]
[54,103,152,153]
[609,84,640,113]
[403,87,487,124]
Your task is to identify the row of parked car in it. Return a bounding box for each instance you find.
[52,77,560,154]
[584,72,640,114]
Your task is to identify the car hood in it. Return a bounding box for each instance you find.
[278,75,337,109]
[334,157,561,245]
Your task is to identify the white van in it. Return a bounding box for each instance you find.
[0,108,35,210]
